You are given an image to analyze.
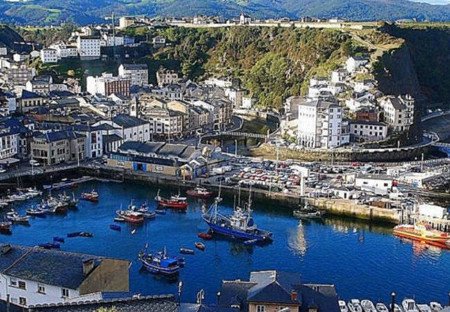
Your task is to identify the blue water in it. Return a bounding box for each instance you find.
[2,181,450,305]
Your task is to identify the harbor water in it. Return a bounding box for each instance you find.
[2,181,450,304]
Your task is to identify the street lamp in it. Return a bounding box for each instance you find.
[177,281,183,306]
[390,292,396,312]
[217,291,221,305]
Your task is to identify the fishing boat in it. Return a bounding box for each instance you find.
[138,246,181,276]
[390,304,404,312]
[348,299,363,312]
[155,190,188,210]
[393,222,450,248]
[186,186,214,199]
[79,232,93,238]
[80,190,99,202]
[179,247,195,255]
[110,224,121,231]
[402,299,419,312]
[361,300,377,312]
[129,202,156,219]
[293,202,325,219]
[197,232,212,240]
[339,301,349,312]
[202,190,273,243]
[39,243,60,249]
[0,221,12,233]
[26,207,47,217]
[375,303,389,312]
[116,210,144,224]
[195,242,205,251]
[429,302,443,312]
[6,211,30,224]
[114,217,125,222]
[59,192,78,208]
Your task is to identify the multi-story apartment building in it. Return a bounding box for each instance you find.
[192,99,233,131]
[40,48,58,64]
[77,36,101,60]
[118,64,148,86]
[19,90,45,113]
[350,120,388,142]
[49,42,78,59]
[379,95,415,132]
[141,106,184,139]
[30,130,86,165]
[156,67,179,87]
[5,64,36,87]
[297,98,347,149]
[86,73,131,97]
[94,114,151,142]
[0,125,18,159]
[25,75,53,95]
[0,243,129,309]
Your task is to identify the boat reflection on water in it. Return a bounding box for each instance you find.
[398,237,446,258]
[323,216,393,236]
[287,220,307,256]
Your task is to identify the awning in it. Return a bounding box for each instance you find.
[0,158,20,166]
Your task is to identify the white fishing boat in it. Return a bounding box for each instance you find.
[376,303,389,312]
[430,302,443,312]
[403,299,419,312]
[361,300,377,312]
[348,299,363,312]
[339,300,349,312]
[417,304,431,312]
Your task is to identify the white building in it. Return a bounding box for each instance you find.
[0,126,18,159]
[40,48,58,64]
[94,114,151,142]
[13,53,29,63]
[0,244,129,309]
[355,174,393,192]
[0,45,7,56]
[118,63,148,86]
[77,36,101,60]
[418,203,448,219]
[379,95,415,132]
[297,99,345,149]
[350,121,388,142]
[346,56,369,73]
[331,69,348,83]
[152,36,166,46]
[240,13,252,24]
[101,34,125,47]
[86,73,131,97]
[49,42,78,59]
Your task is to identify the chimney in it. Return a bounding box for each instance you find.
[291,290,298,302]
[1,244,12,255]
[82,259,95,276]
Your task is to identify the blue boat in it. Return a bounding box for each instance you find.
[202,190,273,243]
[53,237,65,243]
[110,224,121,231]
[67,232,81,238]
[138,246,181,276]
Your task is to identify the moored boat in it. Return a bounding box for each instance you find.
[417,304,431,312]
[6,210,30,224]
[293,202,325,219]
[339,301,349,312]
[155,190,188,210]
[361,300,377,312]
[376,303,389,312]
[116,210,144,224]
[197,232,212,240]
[80,190,99,202]
[179,247,195,255]
[393,222,450,248]
[390,304,404,312]
[0,221,12,233]
[38,243,60,249]
[186,186,214,199]
[402,299,419,312]
[202,190,273,243]
[26,207,47,217]
[53,237,65,243]
[195,242,205,251]
[110,224,121,231]
[138,246,181,276]
[348,299,363,312]
[430,302,443,312]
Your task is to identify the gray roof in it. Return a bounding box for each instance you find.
[34,130,84,143]
[157,143,189,158]
[121,63,148,70]
[119,141,165,154]
[30,294,177,312]
[386,97,406,110]
[112,114,149,128]
[0,244,107,289]
[103,133,123,144]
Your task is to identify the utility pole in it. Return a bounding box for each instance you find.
[235,139,238,157]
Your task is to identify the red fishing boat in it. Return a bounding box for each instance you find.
[186,186,214,199]
[155,190,188,210]
[80,190,99,202]
[116,210,144,224]
[198,232,213,240]
[393,222,450,248]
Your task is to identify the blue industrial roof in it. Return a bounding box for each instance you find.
[21,89,42,99]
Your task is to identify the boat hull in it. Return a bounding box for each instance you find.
[394,228,450,249]
[205,219,272,242]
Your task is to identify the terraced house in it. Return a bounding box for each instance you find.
[0,244,129,310]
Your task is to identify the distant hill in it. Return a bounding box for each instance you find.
[0,0,449,25]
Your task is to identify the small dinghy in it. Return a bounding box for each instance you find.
[361,300,377,312]
[39,243,60,249]
[197,232,212,240]
[375,303,389,312]
[110,224,121,231]
[53,237,65,243]
[180,247,195,255]
[195,242,205,251]
[243,239,258,246]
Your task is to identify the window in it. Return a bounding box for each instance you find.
[38,284,46,294]
[256,306,266,312]
[18,281,26,290]
[19,297,26,306]
[10,278,17,287]
[62,288,69,298]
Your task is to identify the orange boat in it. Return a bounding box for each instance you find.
[393,222,450,248]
